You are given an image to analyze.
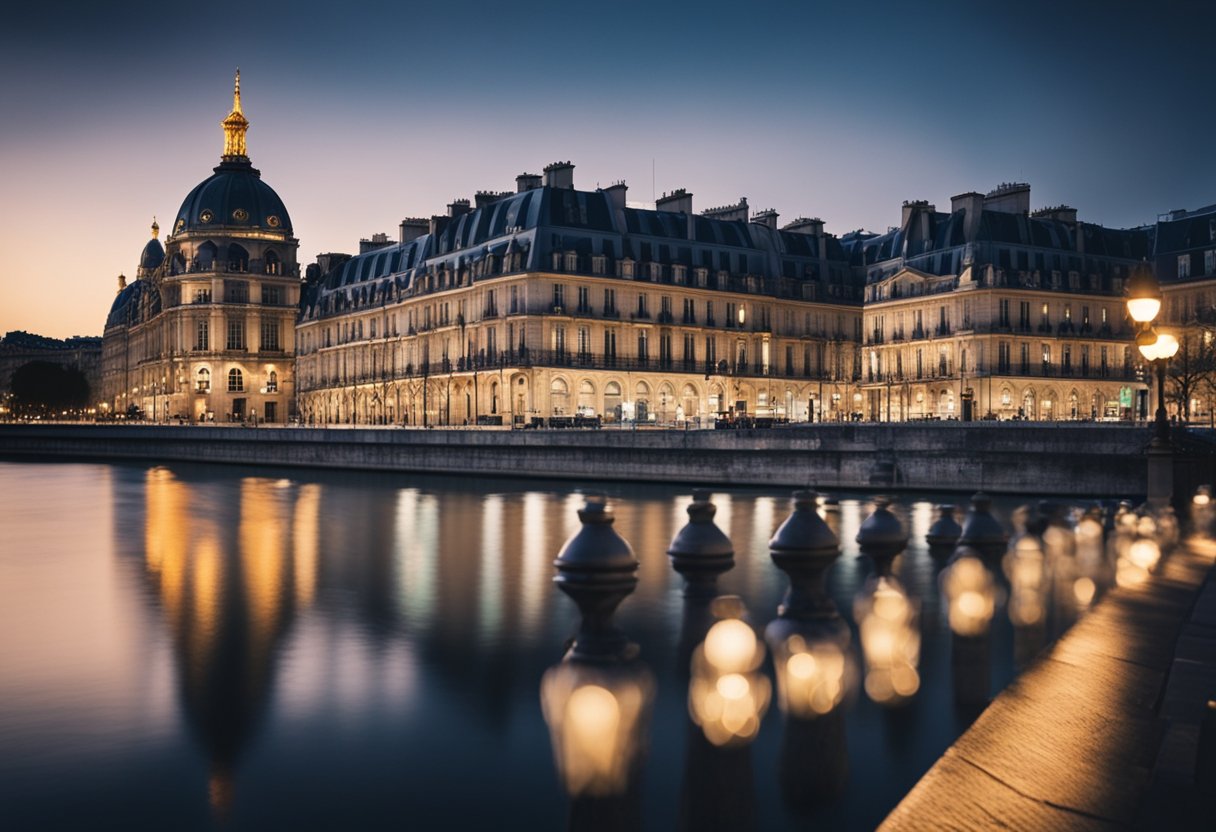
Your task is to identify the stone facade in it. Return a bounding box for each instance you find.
[850,186,1148,421]
[296,172,864,426]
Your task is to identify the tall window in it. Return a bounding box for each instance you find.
[1179,255,1191,280]
[553,325,566,357]
[262,286,283,305]
[266,370,278,392]
[577,326,590,359]
[261,319,280,351]
[577,286,590,312]
[553,284,565,309]
[196,368,211,391]
[637,331,649,361]
[603,329,617,362]
[227,319,245,350]
[603,288,616,315]
[228,368,244,392]
[195,319,209,351]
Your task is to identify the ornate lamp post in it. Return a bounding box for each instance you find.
[1126,260,1179,506]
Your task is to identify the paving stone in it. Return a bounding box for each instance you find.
[883,547,1215,830]
[880,752,1126,832]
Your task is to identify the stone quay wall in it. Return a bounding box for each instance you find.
[0,422,1155,497]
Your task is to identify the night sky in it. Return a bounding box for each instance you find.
[1,0,1212,338]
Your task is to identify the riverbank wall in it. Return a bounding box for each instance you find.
[0,422,1175,496]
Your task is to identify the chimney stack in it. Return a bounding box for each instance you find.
[602,181,628,212]
[516,172,542,193]
[752,208,779,229]
[656,188,693,214]
[399,217,428,243]
[542,161,575,189]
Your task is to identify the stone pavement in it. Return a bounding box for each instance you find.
[880,544,1215,831]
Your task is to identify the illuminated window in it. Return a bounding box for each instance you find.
[266,371,278,393]
[196,368,211,392]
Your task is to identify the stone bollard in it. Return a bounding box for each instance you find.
[958,492,1009,560]
[541,493,654,832]
[766,491,846,635]
[553,492,640,661]
[668,489,735,601]
[764,490,849,810]
[668,490,736,672]
[926,504,962,556]
[856,496,908,578]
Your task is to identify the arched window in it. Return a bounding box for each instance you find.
[266,370,278,393]
[604,381,622,421]
[264,249,281,276]
[635,381,650,422]
[490,381,499,415]
[550,378,569,415]
[578,380,595,413]
[228,368,244,392]
[196,368,211,392]
[227,243,249,273]
[196,241,217,271]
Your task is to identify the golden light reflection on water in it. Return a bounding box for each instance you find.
[855,578,921,705]
[941,556,997,636]
[688,617,770,746]
[540,664,653,797]
[772,635,847,718]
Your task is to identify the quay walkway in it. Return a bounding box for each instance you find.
[882,543,1216,830]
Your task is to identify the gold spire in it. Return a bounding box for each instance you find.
[151,217,159,239]
[221,69,249,161]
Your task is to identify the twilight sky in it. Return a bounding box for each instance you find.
[1,0,1212,338]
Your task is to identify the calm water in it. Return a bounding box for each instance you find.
[0,460,1058,830]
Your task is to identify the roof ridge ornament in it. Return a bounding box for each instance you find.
[220,69,249,163]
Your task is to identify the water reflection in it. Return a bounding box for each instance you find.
[142,468,306,815]
[1,460,1116,830]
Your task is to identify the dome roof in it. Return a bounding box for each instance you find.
[172,159,292,236]
[140,237,165,270]
[106,280,158,329]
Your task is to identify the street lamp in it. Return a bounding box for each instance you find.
[1139,331,1179,440]
[1124,260,1175,439]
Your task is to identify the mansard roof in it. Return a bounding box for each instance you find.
[299,185,860,322]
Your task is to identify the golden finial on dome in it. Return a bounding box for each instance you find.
[151,217,159,239]
[221,69,249,161]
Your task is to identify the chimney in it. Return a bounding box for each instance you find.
[701,197,749,224]
[656,188,693,214]
[783,217,824,236]
[516,172,542,193]
[1031,205,1078,224]
[901,199,932,228]
[602,181,628,212]
[951,192,984,243]
[983,182,1031,215]
[358,232,393,254]
[448,198,471,218]
[399,217,429,243]
[474,190,512,210]
[542,161,575,189]
[429,215,450,237]
[752,208,779,229]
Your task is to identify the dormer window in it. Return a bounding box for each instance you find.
[673,264,687,284]
[564,252,578,272]
[649,262,663,282]
[591,255,606,275]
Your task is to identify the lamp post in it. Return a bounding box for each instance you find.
[1126,260,1178,507]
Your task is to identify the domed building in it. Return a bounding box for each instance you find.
[102,72,300,422]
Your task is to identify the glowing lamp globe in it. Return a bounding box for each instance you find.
[1125,261,1162,324]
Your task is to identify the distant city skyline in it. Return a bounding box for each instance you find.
[2,0,1213,338]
